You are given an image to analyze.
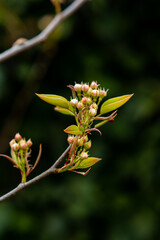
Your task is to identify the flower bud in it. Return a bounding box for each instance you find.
[80,152,88,159]
[67,135,75,144]
[87,87,93,96]
[83,135,88,142]
[27,139,32,147]
[89,108,97,116]
[90,81,98,89]
[70,98,78,107]
[9,139,16,147]
[77,138,84,147]
[74,84,82,92]
[82,84,89,92]
[99,89,107,98]
[90,103,98,109]
[81,97,87,104]
[11,143,19,151]
[84,140,91,149]
[19,140,27,150]
[86,97,92,105]
[92,90,99,98]
[15,133,22,141]
[77,102,84,110]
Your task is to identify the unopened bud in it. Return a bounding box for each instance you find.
[90,103,98,109]
[71,98,78,107]
[19,140,27,150]
[80,152,88,159]
[77,138,84,147]
[109,118,115,122]
[9,139,16,147]
[77,102,84,110]
[81,97,87,104]
[74,84,82,92]
[82,84,89,92]
[92,90,99,98]
[83,135,88,142]
[11,143,19,151]
[15,133,22,141]
[89,108,97,116]
[90,81,98,89]
[27,139,32,147]
[99,89,107,98]
[87,87,93,96]
[84,140,91,149]
[67,135,75,144]
[86,97,92,105]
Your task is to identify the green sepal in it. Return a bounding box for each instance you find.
[100,94,134,115]
[54,106,75,116]
[95,119,110,128]
[64,125,82,135]
[73,157,102,169]
[36,94,69,108]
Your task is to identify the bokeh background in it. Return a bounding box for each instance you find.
[0,0,160,239]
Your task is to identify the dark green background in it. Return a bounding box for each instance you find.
[0,0,160,239]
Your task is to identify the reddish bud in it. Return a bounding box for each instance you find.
[84,141,91,149]
[77,138,84,147]
[99,89,107,98]
[15,133,22,141]
[80,152,88,159]
[9,139,16,147]
[11,143,19,151]
[90,81,98,89]
[83,135,88,142]
[67,135,75,144]
[77,102,84,110]
[109,118,115,122]
[74,84,82,92]
[27,139,32,147]
[81,97,87,104]
[89,108,97,116]
[90,103,98,109]
[71,98,78,107]
[82,84,89,92]
[92,90,99,98]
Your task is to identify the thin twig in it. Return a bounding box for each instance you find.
[0,144,71,203]
[0,0,88,62]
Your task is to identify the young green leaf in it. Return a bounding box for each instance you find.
[36,94,69,108]
[75,157,102,169]
[64,125,82,135]
[100,94,133,115]
[54,106,75,116]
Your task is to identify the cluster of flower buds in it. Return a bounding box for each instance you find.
[6,133,41,183]
[74,81,107,100]
[10,133,32,152]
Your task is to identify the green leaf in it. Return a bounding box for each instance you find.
[64,125,82,135]
[75,157,102,169]
[36,94,69,108]
[100,94,134,115]
[54,106,75,116]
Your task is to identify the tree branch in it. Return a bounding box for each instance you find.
[0,144,71,203]
[0,0,88,63]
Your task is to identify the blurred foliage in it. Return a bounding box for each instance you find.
[0,0,160,239]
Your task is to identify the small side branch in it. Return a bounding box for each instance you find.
[0,0,88,62]
[0,145,71,203]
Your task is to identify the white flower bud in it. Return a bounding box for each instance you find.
[74,84,82,92]
[82,84,89,92]
[89,108,97,116]
[92,90,99,98]
[80,152,88,159]
[90,81,98,89]
[15,133,22,141]
[71,98,78,107]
